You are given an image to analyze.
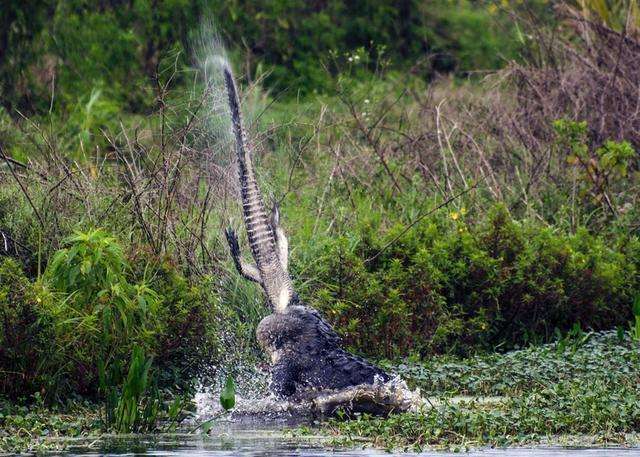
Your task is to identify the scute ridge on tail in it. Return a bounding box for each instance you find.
[221,63,294,313]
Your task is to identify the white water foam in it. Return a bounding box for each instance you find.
[192,371,423,428]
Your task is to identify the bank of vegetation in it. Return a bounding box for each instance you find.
[322,331,640,450]
[1,0,639,452]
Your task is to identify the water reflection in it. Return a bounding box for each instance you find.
[62,422,640,457]
[61,392,640,456]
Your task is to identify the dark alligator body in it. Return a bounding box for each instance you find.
[257,303,390,398]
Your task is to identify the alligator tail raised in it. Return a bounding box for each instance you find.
[221,64,293,313]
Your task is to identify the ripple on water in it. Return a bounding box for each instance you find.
[63,430,640,457]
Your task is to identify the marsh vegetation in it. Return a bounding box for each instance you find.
[324,331,640,450]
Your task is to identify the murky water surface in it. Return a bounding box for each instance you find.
[60,421,640,456]
[57,391,640,456]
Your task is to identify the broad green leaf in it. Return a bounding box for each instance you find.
[220,375,236,411]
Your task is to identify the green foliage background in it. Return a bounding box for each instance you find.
[1,0,519,115]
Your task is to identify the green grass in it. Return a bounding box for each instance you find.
[319,331,640,451]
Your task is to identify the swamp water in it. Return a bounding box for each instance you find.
[49,392,640,456]
[59,430,640,457]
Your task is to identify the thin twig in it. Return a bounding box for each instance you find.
[435,100,454,196]
[0,145,45,229]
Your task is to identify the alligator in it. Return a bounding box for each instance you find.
[220,63,414,417]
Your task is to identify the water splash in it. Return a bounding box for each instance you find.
[192,371,423,427]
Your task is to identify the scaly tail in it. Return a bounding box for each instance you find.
[221,64,293,313]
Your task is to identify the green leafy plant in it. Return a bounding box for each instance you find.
[219,375,236,411]
[554,119,636,216]
[45,229,160,398]
[554,323,591,354]
[99,345,189,433]
[112,346,158,433]
[0,226,224,403]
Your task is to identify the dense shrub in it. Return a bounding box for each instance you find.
[144,260,222,389]
[305,204,639,358]
[0,229,223,402]
[0,258,57,399]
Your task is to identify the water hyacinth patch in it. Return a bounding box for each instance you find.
[320,331,640,451]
